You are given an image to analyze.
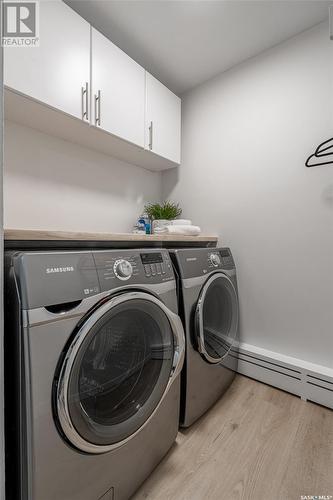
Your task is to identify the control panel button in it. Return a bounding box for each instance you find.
[150,264,156,276]
[210,253,221,267]
[144,264,151,276]
[161,263,166,274]
[156,263,162,275]
[114,259,133,280]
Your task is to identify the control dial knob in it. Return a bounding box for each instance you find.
[210,253,221,267]
[114,259,133,280]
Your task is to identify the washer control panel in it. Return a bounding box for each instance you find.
[113,259,133,280]
[94,249,174,291]
[140,252,171,278]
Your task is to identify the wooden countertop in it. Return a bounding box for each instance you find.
[4,229,218,249]
[5,228,217,242]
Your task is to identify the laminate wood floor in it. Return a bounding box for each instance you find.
[132,375,333,500]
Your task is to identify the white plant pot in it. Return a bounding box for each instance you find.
[152,219,169,234]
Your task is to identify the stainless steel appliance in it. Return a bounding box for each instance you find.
[5,249,185,500]
[170,247,239,427]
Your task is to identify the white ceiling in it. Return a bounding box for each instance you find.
[65,0,331,95]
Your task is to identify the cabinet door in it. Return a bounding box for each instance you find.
[4,0,90,121]
[145,73,181,164]
[91,28,145,147]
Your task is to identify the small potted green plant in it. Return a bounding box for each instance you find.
[144,201,182,233]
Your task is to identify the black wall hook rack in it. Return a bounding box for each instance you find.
[306,137,333,167]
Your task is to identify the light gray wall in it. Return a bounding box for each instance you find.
[163,22,333,368]
[4,121,162,232]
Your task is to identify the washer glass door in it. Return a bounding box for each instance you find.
[196,273,238,364]
[55,292,183,453]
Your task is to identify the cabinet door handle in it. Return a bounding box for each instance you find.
[148,121,153,150]
[95,90,101,126]
[81,82,89,121]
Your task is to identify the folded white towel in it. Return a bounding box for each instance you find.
[170,219,192,226]
[154,225,201,236]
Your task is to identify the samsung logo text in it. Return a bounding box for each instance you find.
[46,266,75,274]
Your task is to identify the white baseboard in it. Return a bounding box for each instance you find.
[230,342,333,410]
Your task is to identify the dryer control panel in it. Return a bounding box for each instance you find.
[170,247,235,279]
[93,249,174,291]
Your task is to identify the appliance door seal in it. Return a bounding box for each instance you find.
[195,273,238,364]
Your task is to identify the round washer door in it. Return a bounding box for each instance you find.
[195,273,239,364]
[54,291,184,454]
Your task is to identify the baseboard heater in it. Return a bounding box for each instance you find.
[230,343,333,410]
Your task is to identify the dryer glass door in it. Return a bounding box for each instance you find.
[196,273,238,364]
[54,292,184,454]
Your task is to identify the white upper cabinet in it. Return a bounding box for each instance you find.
[91,28,145,147]
[4,0,90,121]
[4,2,181,170]
[145,72,181,164]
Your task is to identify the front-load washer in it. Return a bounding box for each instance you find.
[4,248,184,500]
[170,247,239,428]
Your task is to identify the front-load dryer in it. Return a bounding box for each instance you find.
[170,247,239,428]
[5,249,184,500]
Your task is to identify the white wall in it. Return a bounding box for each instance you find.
[163,22,333,368]
[4,120,162,232]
